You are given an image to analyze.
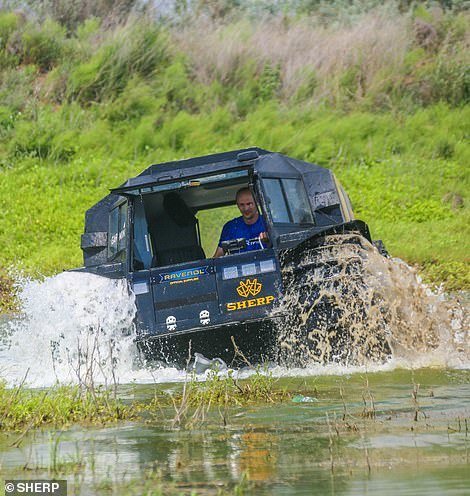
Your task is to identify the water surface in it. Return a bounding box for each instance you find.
[1,369,468,495]
[0,265,468,494]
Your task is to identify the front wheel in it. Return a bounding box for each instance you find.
[276,233,392,366]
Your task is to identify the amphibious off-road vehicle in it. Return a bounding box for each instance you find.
[75,148,387,366]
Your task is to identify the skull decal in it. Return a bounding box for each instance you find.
[166,315,177,331]
[199,310,210,325]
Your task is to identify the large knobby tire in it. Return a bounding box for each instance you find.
[276,234,392,366]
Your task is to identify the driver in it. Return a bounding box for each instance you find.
[213,187,269,257]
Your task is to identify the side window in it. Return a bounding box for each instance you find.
[263,179,290,223]
[283,179,314,224]
[263,178,314,225]
[132,197,153,270]
[108,202,127,260]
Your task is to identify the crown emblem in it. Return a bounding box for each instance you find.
[236,278,262,298]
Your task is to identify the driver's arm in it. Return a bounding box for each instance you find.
[213,246,224,258]
[214,221,230,258]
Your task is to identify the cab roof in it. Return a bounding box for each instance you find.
[111,147,331,195]
[111,147,271,195]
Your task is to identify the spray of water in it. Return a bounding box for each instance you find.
[0,272,137,387]
[276,234,469,370]
[0,237,468,387]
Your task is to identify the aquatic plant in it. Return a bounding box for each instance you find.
[0,366,289,431]
[168,366,290,429]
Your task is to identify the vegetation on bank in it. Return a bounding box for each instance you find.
[0,269,18,313]
[0,380,137,430]
[0,1,468,291]
[0,368,288,431]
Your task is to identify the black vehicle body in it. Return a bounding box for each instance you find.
[74,148,380,365]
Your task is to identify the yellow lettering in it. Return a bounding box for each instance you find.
[226,295,275,311]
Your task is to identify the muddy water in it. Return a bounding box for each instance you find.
[0,238,469,494]
[276,234,468,367]
[0,369,469,495]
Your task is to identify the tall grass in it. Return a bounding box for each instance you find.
[174,5,468,109]
[68,16,170,102]
[0,3,468,289]
[174,8,411,106]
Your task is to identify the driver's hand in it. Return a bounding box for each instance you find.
[259,232,270,245]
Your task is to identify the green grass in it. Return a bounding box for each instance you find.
[0,382,134,431]
[0,368,290,431]
[0,7,468,290]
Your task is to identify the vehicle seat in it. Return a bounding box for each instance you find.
[150,192,206,267]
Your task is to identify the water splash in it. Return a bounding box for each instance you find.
[276,234,469,370]
[0,239,468,388]
[0,272,142,387]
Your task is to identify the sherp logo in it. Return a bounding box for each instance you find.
[236,278,262,298]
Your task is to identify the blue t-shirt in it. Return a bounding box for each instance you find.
[219,215,267,252]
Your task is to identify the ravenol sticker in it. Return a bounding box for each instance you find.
[157,266,214,284]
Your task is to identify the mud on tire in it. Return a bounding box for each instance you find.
[276,234,392,366]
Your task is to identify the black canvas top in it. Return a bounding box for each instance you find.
[111,147,271,194]
[110,147,329,195]
[255,152,325,178]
